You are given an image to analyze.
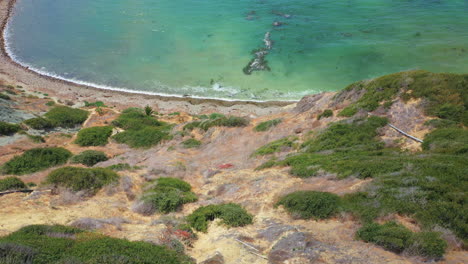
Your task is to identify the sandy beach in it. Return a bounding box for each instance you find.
[0,0,294,116]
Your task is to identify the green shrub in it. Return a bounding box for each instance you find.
[2,147,72,175]
[113,126,171,148]
[144,105,154,116]
[181,139,201,148]
[74,126,113,146]
[141,177,197,214]
[42,106,88,128]
[317,109,333,120]
[112,108,162,130]
[23,117,55,130]
[0,177,27,192]
[84,101,106,107]
[276,191,340,220]
[338,106,358,117]
[25,134,46,143]
[45,167,119,193]
[0,225,193,264]
[255,158,277,171]
[254,118,282,132]
[112,108,171,148]
[187,203,253,232]
[422,127,468,154]
[0,121,21,136]
[252,137,296,156]
[302,116,388,152]
[183,115,248,131]
[71,150,108,167]
[45,101,55,106]
[406,232,447,259]
[356,222,413,253]
[0,93,11,100]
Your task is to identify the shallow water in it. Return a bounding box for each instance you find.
[6,0,468,101]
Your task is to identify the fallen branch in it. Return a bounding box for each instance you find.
[235,238,268,259]
[388,124,423,143]
[0,189,33,196]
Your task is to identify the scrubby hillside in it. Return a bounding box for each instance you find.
[0,71,466,264]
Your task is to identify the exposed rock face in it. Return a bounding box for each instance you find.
[268,232,322,264]
[200,251,225,264]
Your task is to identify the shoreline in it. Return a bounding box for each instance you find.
[0,0,297,115]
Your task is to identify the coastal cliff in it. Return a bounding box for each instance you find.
[0,70,467,263]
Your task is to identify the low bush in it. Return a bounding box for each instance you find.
[276,191,340,220]
[2,147,72,175]
[356,222,413,253]
[422,127,468,154]
[337,106,358,117]
[44,106,89,128]
[140,178,197,214]
[254,118,282,132]
[71,150,108,167]
[406,231,447,259]
[252,137,297,156]
[183,115,248,131]
[84,101,106,107]
[357,223,447,259]
[302,116,388,152]
[187,203,253,232]
[181,139,201,148]
[113,126,171,148]
[74,126,113,146]
[0,93,11,100]
[0,225,193,264]
[0,177,27,192]
[45,167,119,193]
[112,108,171,148]
[317,109,333,120]
[23,117,55,130]
[0,121,21,136]
[25,133,46,143]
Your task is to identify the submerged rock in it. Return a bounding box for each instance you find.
[243,32,273,75]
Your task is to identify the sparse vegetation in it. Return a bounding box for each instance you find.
[254,118,282,132]
[339,70,468,125]
[44,106,89,128]
[112,108,171,148]
[2,147,72,175]
[187,203,253,232]
[106,163,141,171]
[183,114,248,131]
[0,121,21,136]
[71,150,109,167]
[0,177,27,192]
[140,178,197,214]
[181,138,201,148]
[45,167,119,193]
[74,126,113,146]
[0,225,193,264]
[276,191,340,220]
[252,136,297,156]
[317,109,333,120]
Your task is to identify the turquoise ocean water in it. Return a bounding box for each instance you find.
[5,0,468,101]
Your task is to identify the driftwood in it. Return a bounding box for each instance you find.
[0,189,33,196]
